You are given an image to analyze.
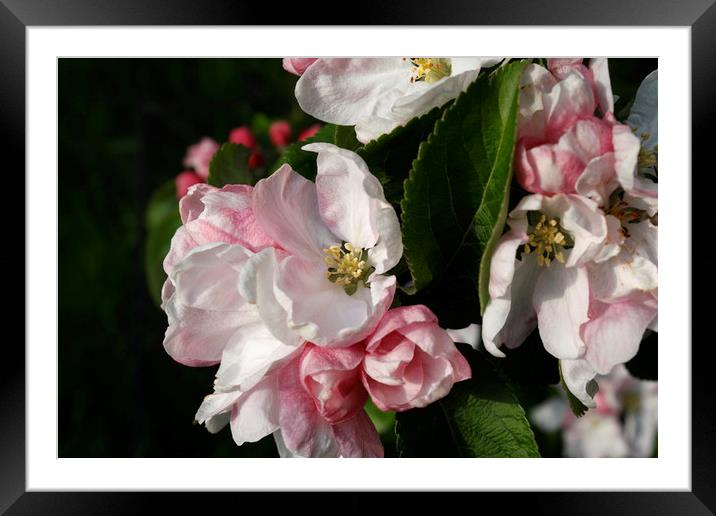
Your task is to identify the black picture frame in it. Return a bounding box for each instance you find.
[4,0,710,512]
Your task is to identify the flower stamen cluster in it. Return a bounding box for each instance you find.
[323,243,374,294]
[409,58,452,84]
[524,213,568,267]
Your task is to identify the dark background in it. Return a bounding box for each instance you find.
[58,58,318,457]
[58,57,657,458]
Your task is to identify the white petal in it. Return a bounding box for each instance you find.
[390,66,481,122]
[534,265,589,359]
[215,321,302,391]
[446,323,481,350]
[253,164,337,261]
[589,58,614,115]
[274,255,395,347]
[295,58,412,126]
[560,358,597,408]
[482,255,540,357]
[583,298,657,374]
[195,390,242,424]
[613,124,657,199]
[229,376,280,446]
[304,143,403,273]
[588,252,657,302]
[171,243,251,311]
[238,248,302,347]
[574,153,618,208]
[529,397,568,433]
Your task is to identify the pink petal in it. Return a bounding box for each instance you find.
[282,58,318,77]
[299,344,367,424]
[331,410,384,458]
[583,296,658,374]
[278,358,340,457]
[252,164,337,261]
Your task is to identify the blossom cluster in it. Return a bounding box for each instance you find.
[481,59,657,407]
[162,143,475,457]
[158,56,657,457]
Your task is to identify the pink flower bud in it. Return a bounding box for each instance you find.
[248,150,264,169]
[183,138,219,180]
[282,58,318,77]
[269,120,292,148]
[361,305,471,412]
[298,123,322,141]
[228,126,257,150]
[299,343,367,424]
[175,170,204,199]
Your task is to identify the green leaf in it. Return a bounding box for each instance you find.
[358,106,445,207]
[400,61,527,325]
[207,142,253,187]
[558,361,589,418]
[274,124,355,180]
[396,355,540,457]
[144,179,182,306]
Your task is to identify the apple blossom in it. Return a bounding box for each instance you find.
[228,125,258,149]
[482,193,612,361]
[183,137,219,180]
[361,305,474,412]
[241,143,402,347]
[294,57,502,143]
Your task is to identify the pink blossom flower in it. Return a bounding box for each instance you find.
[482,193,611,362]
[516,60,632,206]
[183,137,220,180]
[282,58,318,77]
[361,305,472,412]
[298,123,322,141]
[240,143,402,347]
[175,170,203,199]
[228,126,258,149]
[269,120,292,147]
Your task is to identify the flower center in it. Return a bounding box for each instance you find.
[606,189,650,238]
[323,243,375,295]
[409,58,452,84]
[523,213,569,267]
[636,132,658,181]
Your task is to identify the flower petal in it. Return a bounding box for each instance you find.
[275,256,396,347]
[295,58,412,126]
[303,143,403,273]
[253,164,337,261]
[583,297,657,374]
[331,410,384,458]
[589,58,614,115]
[560,358,597,408]
[613,123,657,199]
[278,358,340,457]
[229,375,280,446]
[534,265,589,359]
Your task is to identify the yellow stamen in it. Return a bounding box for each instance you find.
[525,214,569,268]
[323,243,375,295]
[410,58,452,84]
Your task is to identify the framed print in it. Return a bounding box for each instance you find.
[4,0,712,511]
